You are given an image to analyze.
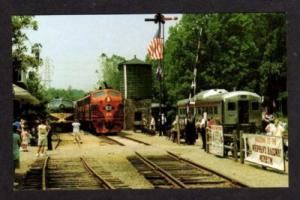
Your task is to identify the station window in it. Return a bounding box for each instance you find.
[228,102,236,111]
[251,102,259,110]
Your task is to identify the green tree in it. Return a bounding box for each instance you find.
[12,16,45,101]
[44,87,86,102]
[99,53,125,90]
[160,13,286,114]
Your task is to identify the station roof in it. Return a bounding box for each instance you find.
[13,84,40,105]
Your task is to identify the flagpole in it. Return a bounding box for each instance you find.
[158,21,163,136]
[193,27,203,116]
[145,13,177,136]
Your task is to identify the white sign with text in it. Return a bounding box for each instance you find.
[243,134,284,171]
[208,125,224,157]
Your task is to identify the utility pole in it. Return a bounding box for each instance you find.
[43,57,53,89]
[192,27,203,116]
[145,13,177,136]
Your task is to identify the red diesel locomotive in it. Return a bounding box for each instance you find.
[75,89,124,134]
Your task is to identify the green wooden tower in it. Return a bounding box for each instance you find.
[118,56,152,100]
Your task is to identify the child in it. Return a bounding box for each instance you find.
[20,127,30,152]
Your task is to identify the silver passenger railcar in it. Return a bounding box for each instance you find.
[177,89,262,133]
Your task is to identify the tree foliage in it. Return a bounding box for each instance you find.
[99,53,126,90]
[12,16,42,71]
[155,13,286,113]
[43,87,86,102]
[12,16,45,101]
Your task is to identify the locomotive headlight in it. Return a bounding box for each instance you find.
[106,97,111,103]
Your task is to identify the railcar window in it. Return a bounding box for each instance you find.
[214,107,218,114]
[251,102,259,110]
[108,91,120,96]
[228,102,236,111]
[207,107,213,114]
[197,107,203,115]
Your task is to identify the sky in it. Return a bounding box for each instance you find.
[24,14,182,92]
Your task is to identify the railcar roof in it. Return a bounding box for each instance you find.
[177,89,261,106]
[195,89,228,101]
[177,98,190,106]
[222,91,261,100]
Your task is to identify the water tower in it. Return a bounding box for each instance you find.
[118,56,152,130]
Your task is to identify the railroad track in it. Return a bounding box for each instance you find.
[127,152,248,189]
[22,156,128,190]
[99,135,150,146]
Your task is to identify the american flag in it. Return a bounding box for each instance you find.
[147,30,163,60]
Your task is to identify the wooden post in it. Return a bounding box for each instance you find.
[239,130,244,164]
[233,130,238,162]
[176,121,180,144]
[205,127,209,152]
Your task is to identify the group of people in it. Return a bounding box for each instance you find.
[262,109,286,137]
[12,118,52,186]
[142,114,167,136]
[13,117,83,187]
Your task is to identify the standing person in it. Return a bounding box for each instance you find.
[150,116,156,132]
[200,112,208,151]
[13,118,21,133]
[46,120,53,151]
[72,119,82,143]
[265,118,277,136]
[36,120,49,157]
[262,107,271,132]
[13,125,21,187]
[161,113,167,136]
[20,127,30,152]
[185,116,197,145]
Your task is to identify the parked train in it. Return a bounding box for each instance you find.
[177,89,262,133]
[75,89,124,134]
[47,98,74,131]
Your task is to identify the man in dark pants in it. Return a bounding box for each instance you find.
[185,117,197,145]
[47,121,53,151]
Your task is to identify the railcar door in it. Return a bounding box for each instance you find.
[238,100,249,124]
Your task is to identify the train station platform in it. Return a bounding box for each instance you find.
[14,131,288,189]
[121,130,289,188]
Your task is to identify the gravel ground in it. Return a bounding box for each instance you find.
[14,130,288,190]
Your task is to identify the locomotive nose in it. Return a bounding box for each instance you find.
[105,120,114,130]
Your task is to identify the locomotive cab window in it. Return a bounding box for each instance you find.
[227,102,236,111]
[93,91,105,97]
[108,91,120,96]
[251,102,259,110]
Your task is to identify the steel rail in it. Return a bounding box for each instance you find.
[135,152,188,189]
[119,135,150,146]
[166,151,249,188]
[42,156,50,191]
[102,136,125,146]
[80,157,115,189]
[54,134,62,150]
